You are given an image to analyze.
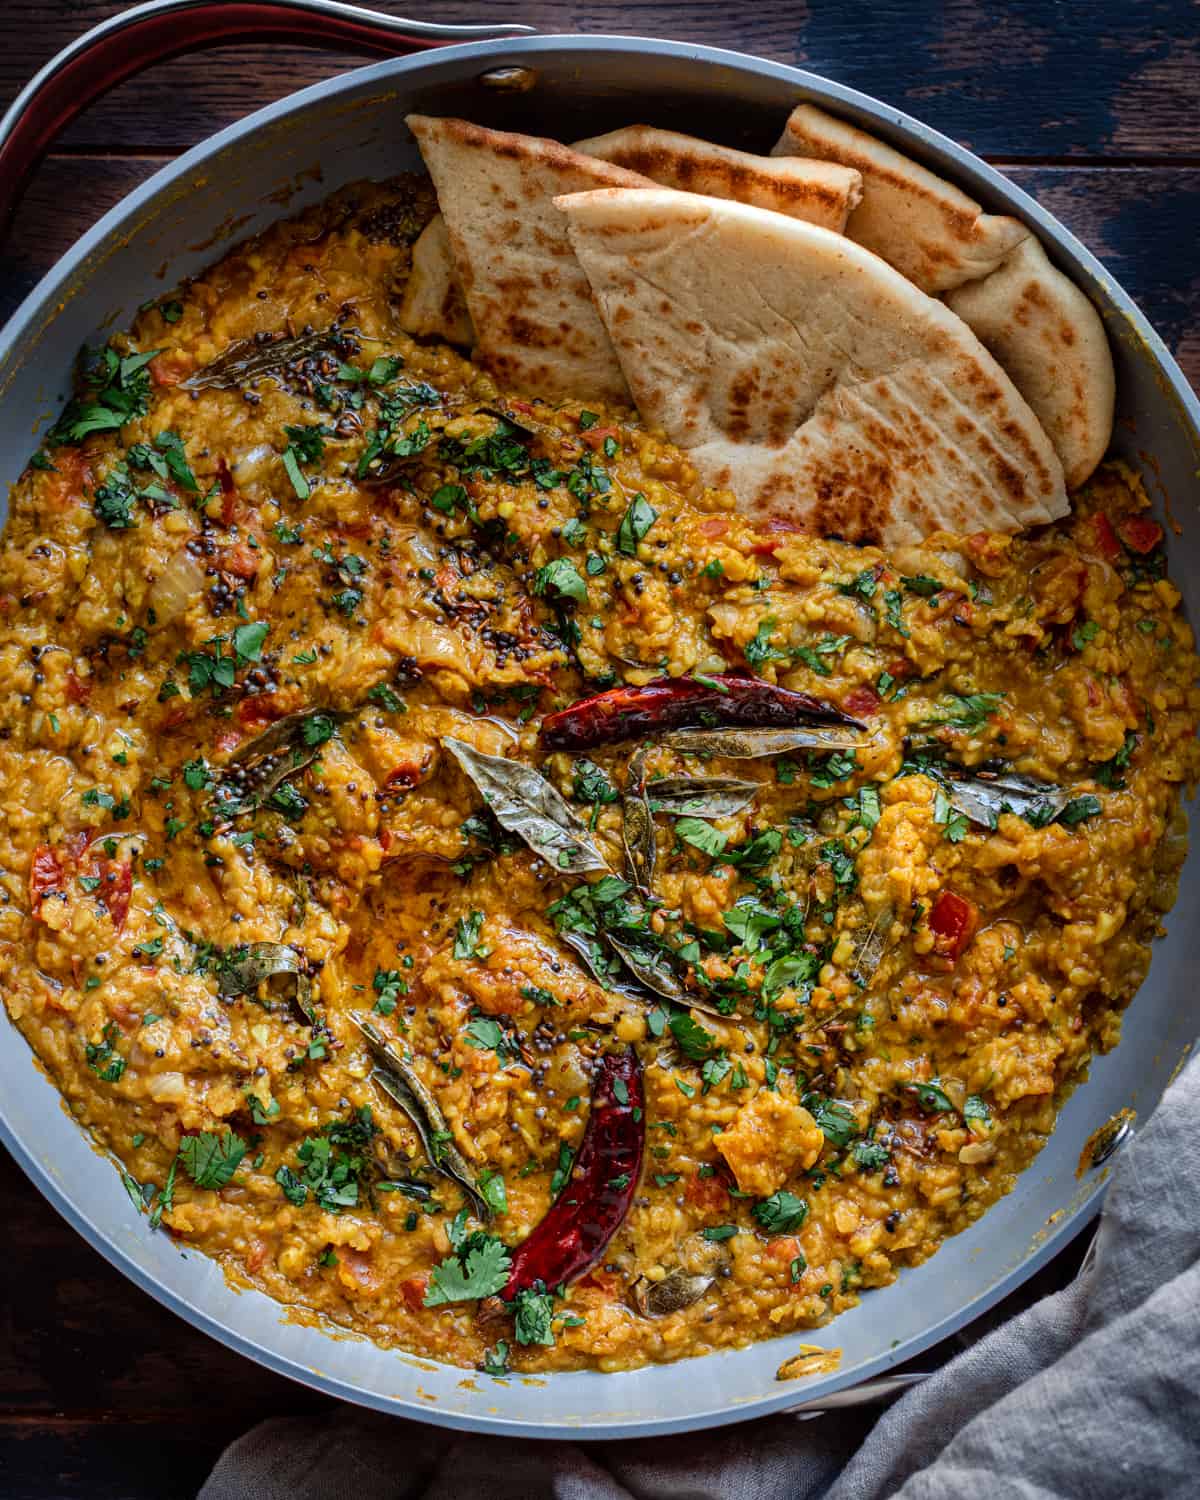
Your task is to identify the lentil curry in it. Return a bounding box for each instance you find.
[2,176,1196,1376]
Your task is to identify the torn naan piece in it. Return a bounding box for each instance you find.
[401,124,862,348]
[556,187,1068,548]
[573,124,863,232]
[399,212,475,347]
[945,236,1115,490]
[406,115,655,402]
[772,103,1028,294]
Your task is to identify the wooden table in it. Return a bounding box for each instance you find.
[0,3,1195,1494]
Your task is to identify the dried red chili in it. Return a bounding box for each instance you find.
[95,858,132,932]
[540,673,861,751]
[29,844,64,918]
[503,1049,644,1298]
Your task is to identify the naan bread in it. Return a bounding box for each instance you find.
[406,115,654,402]
[399,212,475,347]
[772,103,1028,294]
[573,124,862,232]
[556,186,1068,547]
[402,123,863,348]
[946,237,1114,489]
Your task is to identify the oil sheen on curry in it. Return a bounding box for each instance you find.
[2,177,1196,1376]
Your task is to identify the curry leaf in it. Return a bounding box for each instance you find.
[442,737,609,876]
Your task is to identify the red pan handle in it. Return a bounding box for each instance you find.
[0,0,534,223]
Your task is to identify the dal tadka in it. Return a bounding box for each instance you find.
[0,176,1196,1377]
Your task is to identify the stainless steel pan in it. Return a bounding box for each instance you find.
[0,0,1196,1440]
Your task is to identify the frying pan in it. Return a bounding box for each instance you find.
[0,0,1197,1441]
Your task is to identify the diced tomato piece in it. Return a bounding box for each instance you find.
[1117,515,1164,554]
[213,728,242,755]
[149,352,192,387]
[38,449,94,511]
[398,1274,429,1313]
[580,425,619,451]
[235,695,286,729]
[843,685,881,719]
[244,1239,271,1274]
[698,516,729,538]
[510,399,534,416]
[928,889,979,963]
[684,1172,730,1213]
[748,517,805,555]
[29,845,65,915]
[65,670,91,705]
[218,542,259,580]
[97,859,132,932]
[1088,513,1121,561]
[766,1235,802,1266]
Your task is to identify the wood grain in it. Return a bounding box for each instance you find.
[6,157,1198,386]
[2,1,1200,158]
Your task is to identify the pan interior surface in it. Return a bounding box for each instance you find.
[0,37,1196,1438]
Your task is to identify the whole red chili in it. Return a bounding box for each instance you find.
[503,1049,644,1298]
[540,673,861,751]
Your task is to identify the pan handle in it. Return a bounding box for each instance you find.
[0,0,535,222]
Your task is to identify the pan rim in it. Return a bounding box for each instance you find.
[0,32,1196,1440]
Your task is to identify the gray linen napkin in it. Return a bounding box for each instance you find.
[201,1055,1199,1500]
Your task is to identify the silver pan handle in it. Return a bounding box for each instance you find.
[0,0,535,228]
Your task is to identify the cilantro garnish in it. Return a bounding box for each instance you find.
[47,345,163,447]
[512,1285,555,1346]
[615,493,657,555]
[669,1012,717,1060]
[423,1234,511,1305]
[752,1190,809,1233]
[84,1021,126,1083]
[533,557,588,603]
[179,1129,247,1189]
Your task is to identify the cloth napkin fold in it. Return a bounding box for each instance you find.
[201,1055,1199,1500]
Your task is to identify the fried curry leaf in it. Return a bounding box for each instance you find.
[211,942,315,1020]
[848,905,894,988]
[647,775,759,818]
[631,1270,714,1317]
[213,710,344,819]
[182,328,340,391]
[662,726,864,759]
[621,747,656,894]
[942,769,1072,831]
[442,737,609,876]
[354,1015,492,1219]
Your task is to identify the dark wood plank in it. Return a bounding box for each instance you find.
[0,1149,328,1415]
[2,0,1200,159]
[0,1415,328,1500]
[6,157,1198,391]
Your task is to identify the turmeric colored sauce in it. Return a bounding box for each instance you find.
[1,177,1196,1374]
